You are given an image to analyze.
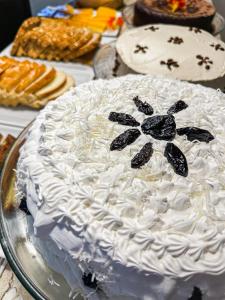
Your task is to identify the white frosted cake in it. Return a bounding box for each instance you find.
[17,75,225,300]
[116,24,225,82]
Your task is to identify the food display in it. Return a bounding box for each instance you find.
[0,56,74,109]
[16,74,225,299]
[78,0,123,9]
[116,24,225,81]
[134,0,216,30]
[69,7,123,33]
[1,1,225,300]
[11,17,101,62]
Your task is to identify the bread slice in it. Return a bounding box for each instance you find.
[25,66,56,94]
[0,61,33,92]
[72,33,101,59]
[15,63,46,93]
[35,71,66,98]
[34,75,75,108]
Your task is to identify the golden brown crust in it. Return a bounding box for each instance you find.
[11,17,101,62]
[0,56,75,109]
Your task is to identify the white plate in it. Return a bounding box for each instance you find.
[0,45,94,131]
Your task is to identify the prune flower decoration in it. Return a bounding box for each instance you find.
[109,97,214,177]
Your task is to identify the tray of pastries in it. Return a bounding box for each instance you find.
[0,56,75,109]
[11,17,101,63]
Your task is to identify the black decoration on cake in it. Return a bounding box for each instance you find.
[110,129,141,151]
[109,112,140,127]
[131,142,153,169]
[160,59,179,70]
[167,100,188,114]
[164,142,188,177]
[188,287,202,300]
[19,197,31,215]
[133,96,154,115]
[134,45,148,53]
[210,43,225,51]
[177,127,214,143]
[82,273,98,289]
[144,25,159,31]
[189,27,202,33]
[141,115,176,141]
[108,99,215,177]
[196,55,213,70]
[168,37,184,44]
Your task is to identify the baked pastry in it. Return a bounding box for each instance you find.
[0,56,74,109]
[78,0,123,9]
[16,74,225,299]
[11,17,101,62]
[134,0,216,31]
[116,24,225,81]
[0,134,16,170]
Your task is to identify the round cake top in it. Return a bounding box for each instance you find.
[18,75,225,279]
[139,0,215,17]
[116,24,225,81]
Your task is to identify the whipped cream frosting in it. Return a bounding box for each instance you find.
[17,75,225,299]
[116,24,225,81]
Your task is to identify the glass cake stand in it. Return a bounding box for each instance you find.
[0,125,73,300]
[122,4,225,36]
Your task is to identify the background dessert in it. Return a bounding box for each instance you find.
[134,0,216,31]
[116,24,225,81]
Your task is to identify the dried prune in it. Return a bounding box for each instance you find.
[164,143,188,177]
[109,112,140,127]
[188,287,202,300]
[133,96,154,115]
[167,100,188,114]
[82,273,98,289]
[141,115,176,141]
[19,197,31,215]
[131,142,153,169]
[110,129,141,151]
[177,127,214,143]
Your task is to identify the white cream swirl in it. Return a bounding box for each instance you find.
[17,75,225,299]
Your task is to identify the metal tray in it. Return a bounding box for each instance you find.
[0,125,72,300]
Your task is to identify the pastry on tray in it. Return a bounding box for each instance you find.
[0,134,16,170]
[11,17,101,62]
[0,56,75,109]
[134,0,216,31]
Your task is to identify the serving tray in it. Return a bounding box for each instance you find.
[0,126,81,300]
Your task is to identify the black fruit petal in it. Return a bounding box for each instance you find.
[141,115,176,141]
[19,197,31,215]
[109,112,140,127]
[164,143,188,177]
[110,129,141,151]
[167,100,188,114]
[131,142,153,169]
[177,127,214,143]
[188,287,202,300]
[82,273,98,289]
[133,96,154,115]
